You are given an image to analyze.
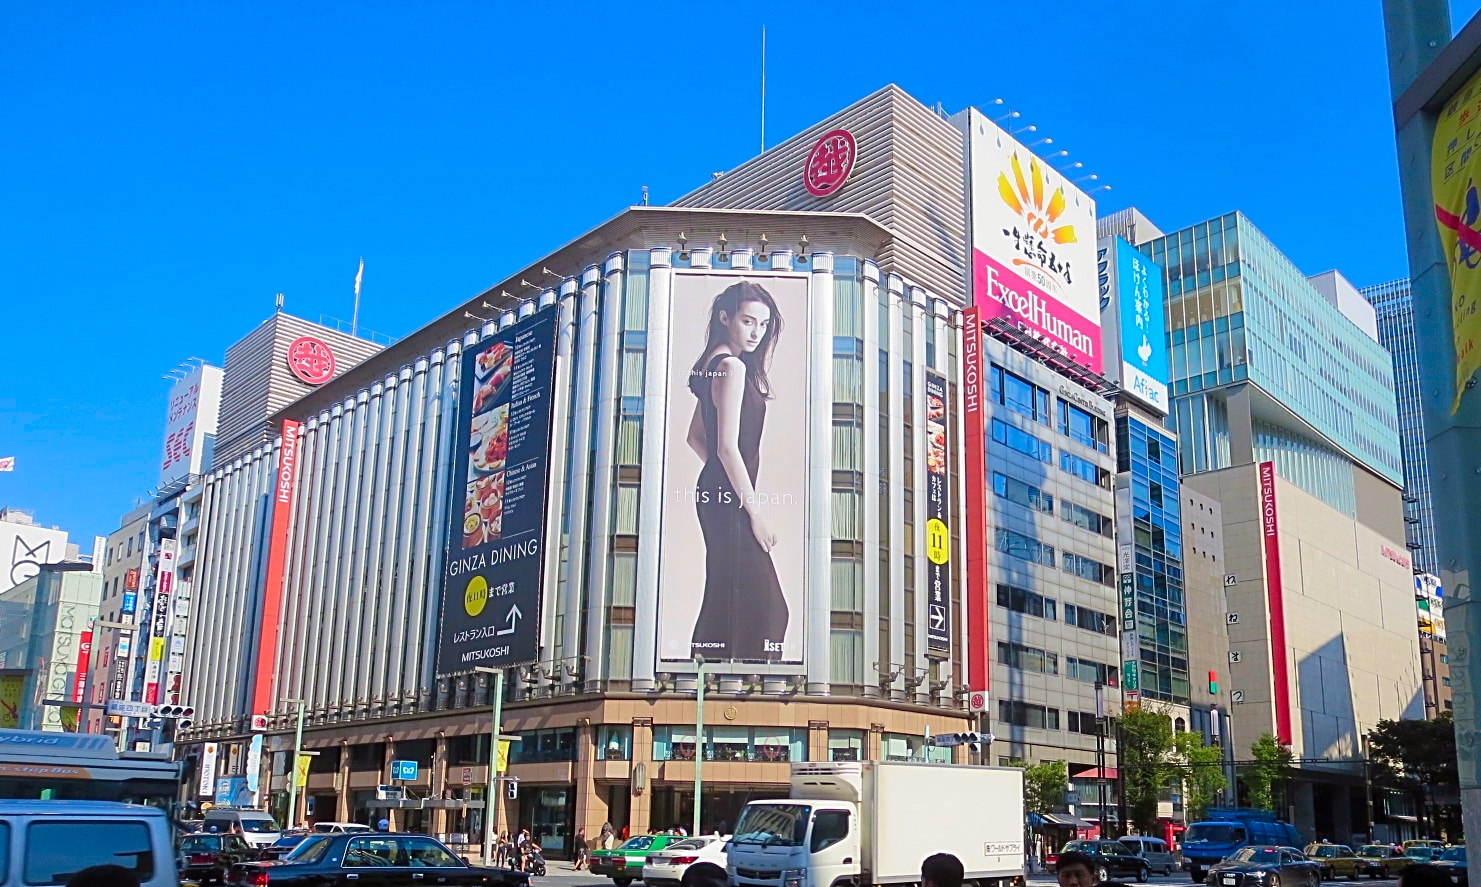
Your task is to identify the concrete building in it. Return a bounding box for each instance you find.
[172,85,1139,850]
[1140,213,1423,840]
[0,508,78,595]
[86,502,151,735]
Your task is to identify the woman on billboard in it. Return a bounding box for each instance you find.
[684,280,789,661]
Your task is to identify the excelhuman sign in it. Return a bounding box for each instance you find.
[957,107,1100,372]
[435,307,559,675]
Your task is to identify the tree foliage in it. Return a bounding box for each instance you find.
[1173,731,1228,822]
[1012,759,1070,815]
[1366,713,1457,789]
[1244,733,1293,812]
[1119,709,1177,835]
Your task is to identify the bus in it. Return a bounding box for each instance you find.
[0,728,181,808]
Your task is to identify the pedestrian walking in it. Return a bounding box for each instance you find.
[600,821,615,850]
[922,853,964,887]
[573,827,590,870]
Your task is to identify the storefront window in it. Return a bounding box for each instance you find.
[828,729,864,761]
[652,726,807,762]
[508,729,577,764]
[597,726,632,761]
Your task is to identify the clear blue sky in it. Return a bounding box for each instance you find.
[2,0,1476,544]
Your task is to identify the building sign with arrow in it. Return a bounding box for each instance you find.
[435,306,560,675]
[1097,236,1168,416]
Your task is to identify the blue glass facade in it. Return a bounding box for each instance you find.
[1116,413,1189,703]
[1141,214,1404,513]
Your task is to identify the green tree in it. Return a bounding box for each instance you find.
[1012,760,1069,815]
[1243,733,1293,812]
[1366,714,1459,838]
[1119,709,1177,835]
[1173,731,1228,822]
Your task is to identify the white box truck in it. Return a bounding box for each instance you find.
[728,761,1024,887]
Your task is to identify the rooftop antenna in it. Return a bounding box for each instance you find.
[275,292,284,313]
[351,257,364,338]
[760,25,767,153]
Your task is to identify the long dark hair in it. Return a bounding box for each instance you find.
[690,280,784,398]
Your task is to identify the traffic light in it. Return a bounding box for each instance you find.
[929,731,988,748]
[506,779,519,800]
[1208,671,1219,695]
[156,704,196,731]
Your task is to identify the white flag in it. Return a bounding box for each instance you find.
[354,257,364,297]
[0,457,13,472]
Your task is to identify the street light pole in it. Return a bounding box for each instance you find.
[1095,682,1108,836]
[283,698,305,830]
[476,667,506,866]
[694,656,706,837]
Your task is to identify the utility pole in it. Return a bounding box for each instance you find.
[1095,682,1108,835]
[693,656,706,837]
[475,667,506,866]
[283,699,305,829]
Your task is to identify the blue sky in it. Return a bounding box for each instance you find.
[1,0,1476,543]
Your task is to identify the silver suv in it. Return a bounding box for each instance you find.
[0,800,177,887]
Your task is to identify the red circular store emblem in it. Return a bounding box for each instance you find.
[803,128,856,197]
[287,336,336,385]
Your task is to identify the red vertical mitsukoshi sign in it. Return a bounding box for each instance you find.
[962,307,991,695]
[1258,461,1293,746]
[253,419,300,717]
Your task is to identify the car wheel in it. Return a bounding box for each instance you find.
[1098,867,1110,883]
[615,879,633,887]
[1269,875,1281,887]
[1191,866,1205,883]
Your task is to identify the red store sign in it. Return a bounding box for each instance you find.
[804,129,857,197]
[287,336,336,385]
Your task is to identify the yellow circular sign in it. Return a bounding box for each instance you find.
[464,575,489,617]
[926,518,950,565]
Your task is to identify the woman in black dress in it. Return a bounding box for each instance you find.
[684,280,789,661]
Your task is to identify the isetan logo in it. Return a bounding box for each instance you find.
[1381,545,1412,569]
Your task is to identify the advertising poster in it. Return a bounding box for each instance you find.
[1431,68,1481,413]
[0,674,22,728]
[961,108,1100,372]
[1099,238,1169,414]
[923,372,952,656]
[200,742,219,797]
[436,307,559,675]
[143,538,177,704]
[657,272,810,667]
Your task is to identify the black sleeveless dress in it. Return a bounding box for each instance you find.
[689,353,789,661]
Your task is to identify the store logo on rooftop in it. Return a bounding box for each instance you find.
[804,129,856,198]
[287,336,337,386]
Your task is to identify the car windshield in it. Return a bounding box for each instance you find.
[1062,841,1099,852]
[1442,847,1467,863]
[1408,848,1437,859]
[1233,848,1282,864]
[1311,847,1342,858]
[285,836,331,861]
[666,839,708,851]
[240,819,279,833]
[180,837,218,852]
[272,837,304,848]
[1186,825,1246,845]
[732,805,812,847]
[1359,847,1392,858]
[620,837,655,851]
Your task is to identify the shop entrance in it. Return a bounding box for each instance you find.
[649,785,788,836]
[518,785,575,858]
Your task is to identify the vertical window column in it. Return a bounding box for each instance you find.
[631,248,670,691]
[860,261,884,698]
[806,252,837,694]
[587,253,627,687]
[886,273,907,698]
[907,285,929,698]
[567,264,603,686]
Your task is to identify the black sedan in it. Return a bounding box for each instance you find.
[1435,846,1468,886]
[180,833,258,884]
[1208,846,1325,887]
[227,832,530,887]
[1055,840,1155,882]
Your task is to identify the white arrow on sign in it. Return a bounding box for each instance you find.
[496,603,523,637]
[929,605,946,631]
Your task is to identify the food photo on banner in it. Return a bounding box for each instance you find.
[436,307,559,675]
[923,371,951,656]
[658,272,810,668]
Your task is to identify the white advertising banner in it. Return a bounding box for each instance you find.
[657,271,810,669]
[159,364,223,488]
[143,538,177,704]
[958,107,1101,372]
[0,521,68,594]
[199,742,219,797]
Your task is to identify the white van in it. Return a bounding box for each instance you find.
[0,800,178,887]
[200,807,282,848]
[1118,836,1177,875]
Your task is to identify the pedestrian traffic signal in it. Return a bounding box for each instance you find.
[506,779,519,800]
[1208,670,1219,694]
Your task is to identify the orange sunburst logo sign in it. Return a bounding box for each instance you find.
[997,153,1077,246]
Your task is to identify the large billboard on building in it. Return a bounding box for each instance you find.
[657,272,810,668]
[1431,69,1481,413]
[959,108,1101,372]
[1418,572,1446,642]
[143,538,177,704]
[924,372,952,657]
[0,520,67,594]
[1098,237,1169,414]
[436,307,559,675]
[159,364,223,488]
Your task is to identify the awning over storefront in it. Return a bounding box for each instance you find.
[1074,768,1119,780]
[1041,813,1095,828]
[368,798,481,809]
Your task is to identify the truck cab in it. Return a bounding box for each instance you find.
[728,796,857,887]
[1181,810,1302,882]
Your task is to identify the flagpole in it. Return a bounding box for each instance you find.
[352,258,364,338]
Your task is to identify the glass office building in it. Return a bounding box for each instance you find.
[1115,413,1188,704]
[1140,213,1403,515]
[1362,278,1438,575]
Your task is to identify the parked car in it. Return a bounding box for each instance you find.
[1207,845,1324,887]
[179,833,257,884]
[590,835,686,887]
[1183,811,1305,883]
[227,832,529,887]
[260,835,313,860]
[201,808,283,850]
[1356,844,1411,878]
[0,800,178,887]
[1303,844,1364,880]
[311,822,373,834]
[1407,841,1450,853]
[1435,845,1468,886]
[642,835,730,887]
[1120,836,1179,876]
[1053,840,1155,883]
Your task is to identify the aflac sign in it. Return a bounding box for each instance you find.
[1099,237,1169,415]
